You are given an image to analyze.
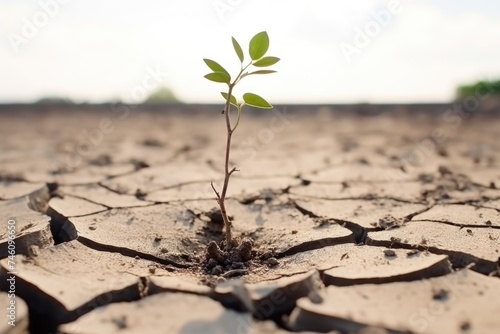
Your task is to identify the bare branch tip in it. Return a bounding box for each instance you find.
[229,167,240,176]
[210,181,221,200]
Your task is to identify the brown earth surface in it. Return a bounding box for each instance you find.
[0,105,499,334]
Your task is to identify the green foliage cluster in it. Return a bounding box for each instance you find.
[143,87,179,104]
[204,31,279,131]
[456,80,500,99]
[36,97,74,104]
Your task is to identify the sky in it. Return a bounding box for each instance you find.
[1,0,500,104]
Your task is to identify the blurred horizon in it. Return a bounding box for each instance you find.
[2,0,500,104]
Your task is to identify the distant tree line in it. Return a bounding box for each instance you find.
[34,86,180,105]
[36,97,75,104]
[456,80,500,99]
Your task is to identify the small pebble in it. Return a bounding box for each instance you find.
[29,245,40,257]
[460,321,471,331]
[112,315,127,329]
[260,251,273,260]
[309,291,323,304]
[384,249,396,257]
[406,250,420,257]
[433,288,449,301]
[267,257,279,267]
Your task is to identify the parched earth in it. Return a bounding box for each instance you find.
[0,105,499,334]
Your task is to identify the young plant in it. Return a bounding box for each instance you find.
[204,31,279,248]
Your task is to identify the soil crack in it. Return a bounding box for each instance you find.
[76,238,190,269]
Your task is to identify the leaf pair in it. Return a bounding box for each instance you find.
[204,59,231,84]
[234,31,280,67]
[221,92,272,109]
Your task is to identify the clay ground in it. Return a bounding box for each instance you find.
[0,104,499,334]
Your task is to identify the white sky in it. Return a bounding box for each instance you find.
[1,0,500,104]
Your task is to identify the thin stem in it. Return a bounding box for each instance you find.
[231,105,242,132]
[210,60,253,248]
[213,83,236,247]
[233,61,253,86]
[210,181,221,203]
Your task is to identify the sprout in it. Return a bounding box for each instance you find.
[203,31,280,248]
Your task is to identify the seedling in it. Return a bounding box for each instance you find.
[204,31,279,248]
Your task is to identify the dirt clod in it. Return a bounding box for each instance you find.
[418,173,435,183]
[438,165,452,176]
[406,250,420,257]
[378,214,402,230]
[211,265,223,276]
[135,188,147,198]
[384,249,397,257]
[206,258,218,270]
[260,251,274,261]
[237,238,253,262]
[29,245,40,257]
[433,288,449,301]
[267,257,279,267]
[231,262,244,269]
[112,315,128,329]
[205,238,256,276]
[206,241,225,262]
[89,154,112,166]
[461,321,471,331]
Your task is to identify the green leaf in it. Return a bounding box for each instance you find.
[232,37,244,63]
[249,70,277,75]
[221,92,238,107]
[253,56,280,67]
[240,70,276,80]
[203,59,230,79]
[243,93,272,109]
[249,31,269,60]
[204,72,230,84]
